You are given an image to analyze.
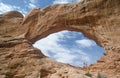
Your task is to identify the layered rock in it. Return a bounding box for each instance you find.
[0,0,120,78]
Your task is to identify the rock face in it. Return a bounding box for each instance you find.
[0,0,120,78]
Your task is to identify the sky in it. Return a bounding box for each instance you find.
[33,30,104,67]
[0,0,104,67]
[0,0,81,15]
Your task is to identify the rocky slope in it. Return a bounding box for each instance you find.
[0,0,120,78]
[0,42,89,78]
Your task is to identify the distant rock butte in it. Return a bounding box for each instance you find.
[0,0,120,78]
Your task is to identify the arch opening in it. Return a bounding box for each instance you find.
[33,30,105,67]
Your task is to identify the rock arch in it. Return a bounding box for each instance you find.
[0,0,120,78]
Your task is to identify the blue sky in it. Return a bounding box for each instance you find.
[0,0,80,15]
[33,31,104,67]
[0,0,104,67]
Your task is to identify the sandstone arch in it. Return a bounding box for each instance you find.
[0,0,120,78]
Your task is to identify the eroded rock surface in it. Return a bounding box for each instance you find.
[0,0,120,78]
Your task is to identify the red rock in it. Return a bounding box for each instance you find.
[0,0,120,78]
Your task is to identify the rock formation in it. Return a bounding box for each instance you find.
[0,0,120,78]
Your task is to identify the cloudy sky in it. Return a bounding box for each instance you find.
[0,0,80,15]
[0,0,104,67]
[34,31,104,66]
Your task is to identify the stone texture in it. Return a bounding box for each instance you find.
[0,0,120,78]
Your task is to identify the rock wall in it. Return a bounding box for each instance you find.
[0,0,120,78]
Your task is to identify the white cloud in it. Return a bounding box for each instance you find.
[76,39,96,48]
[53,0,82,4]
[28,3,37,9]
[28,0,37,9]
[53,0,70,4]
[0,2,27,15]
[54,52,76,63]
[30,0,36,3]
[33,30,90,66]
[0,2,17,14]
[33,31,69,56]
